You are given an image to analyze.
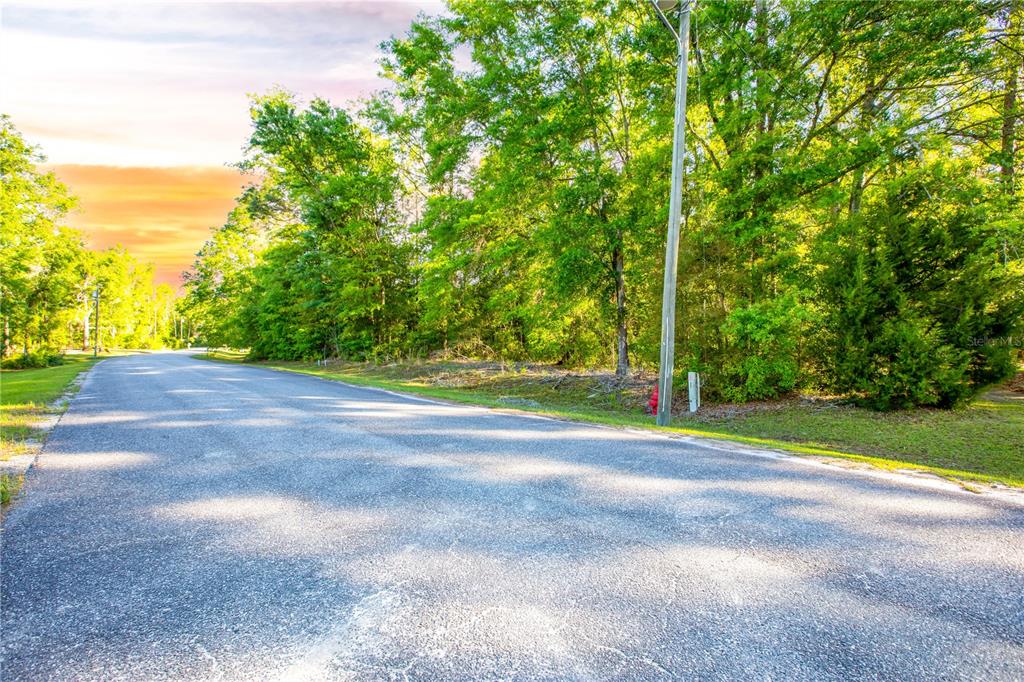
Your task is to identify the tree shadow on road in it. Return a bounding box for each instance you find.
[4,358,1023,679]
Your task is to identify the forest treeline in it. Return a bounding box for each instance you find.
[1,117,179,366]
[183,0,1024,409]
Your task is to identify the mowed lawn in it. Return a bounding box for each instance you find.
[1,356,101,459]
[200,350,1024,489]
[676,392,1024,488]
[1,355,106,504]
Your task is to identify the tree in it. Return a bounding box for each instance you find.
[1,116,80,355]
[186,92,416,360]
[817,161,1023,408]
[182,0,1021,410]
[1,118,181,357]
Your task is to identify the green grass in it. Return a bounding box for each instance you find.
[197,350,1024,489]
[0,355,104,482]
[1,354,109,505]
[1,355,101,406]
[679,398,1024,487]
[0,351,143,506]
[0,473,21,505]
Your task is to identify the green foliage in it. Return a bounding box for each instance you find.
[1,350,65,370]
[718,296,809,402]
[184,92,416,361]
[182,202,263,350]
[0,474,19,505]
[817,162,1023,409]
[182,0,1023,411]
[0,116,178,356]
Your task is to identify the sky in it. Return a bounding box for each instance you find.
[0,0,443,285]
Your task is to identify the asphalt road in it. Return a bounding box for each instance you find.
[2,352,1023,680]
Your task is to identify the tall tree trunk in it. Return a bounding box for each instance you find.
[751,0,769,301]
[849,77,878,217]
[998,0,1021,264]
[83,301,91,351]
[613,241,629,377]
[1001,1,1020,197]
[1001,73,1017,196]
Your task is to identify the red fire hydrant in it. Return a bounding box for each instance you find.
[647,385,659,415]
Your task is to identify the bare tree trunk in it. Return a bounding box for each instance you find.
[613,242,629,377]
[751,0,769,299]
[1001,73,1017,195]
[998,0,1022,264]
[83,301,91,351]
[1001,1,1020,198]
[755,0,768,141]
[849,78,877,217]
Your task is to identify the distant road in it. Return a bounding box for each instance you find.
[2,351,1022,680]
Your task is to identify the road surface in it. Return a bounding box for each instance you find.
[2,351,1023,680]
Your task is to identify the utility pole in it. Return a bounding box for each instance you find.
[92,288,100,358]
[650,0,693,426]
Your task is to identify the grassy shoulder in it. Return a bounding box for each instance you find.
[197,350,1024,489]
[2,355,101,453]
[1,354,108,504]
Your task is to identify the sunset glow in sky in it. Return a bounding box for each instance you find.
[1,1,442,285]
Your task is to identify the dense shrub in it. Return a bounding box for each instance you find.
[1,350,65,370]
[718,296,809,402]
[817,166,1023,410]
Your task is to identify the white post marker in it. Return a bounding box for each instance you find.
[688,371,700,413]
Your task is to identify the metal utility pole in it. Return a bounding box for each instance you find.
[649,0,692,426]
[92,288,100,358]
